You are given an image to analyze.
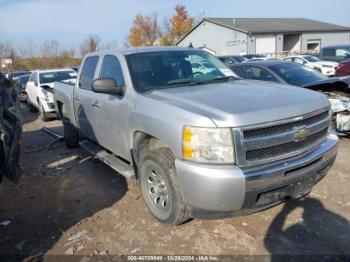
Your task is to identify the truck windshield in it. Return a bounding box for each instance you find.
[126,50,237,92]
[269,63,327,86]
[39,70,77,84]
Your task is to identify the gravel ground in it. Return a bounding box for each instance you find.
[0,107,349,260]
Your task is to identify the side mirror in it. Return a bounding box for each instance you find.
[91,78,123,96]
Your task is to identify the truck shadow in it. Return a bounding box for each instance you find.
[0,128,128,259]
[264,197,350,260]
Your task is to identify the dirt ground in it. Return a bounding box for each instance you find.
[0,106,349,260]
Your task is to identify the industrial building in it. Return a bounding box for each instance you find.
[176,18,350,56]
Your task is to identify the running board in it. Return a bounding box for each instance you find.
[79,140,135,179]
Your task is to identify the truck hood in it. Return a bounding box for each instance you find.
[145,80,330,127]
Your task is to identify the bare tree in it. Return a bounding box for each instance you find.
[16,39,38,58]
[40,40,60,57]
[80,35,100,57]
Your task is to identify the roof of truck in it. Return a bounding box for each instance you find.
[86,46,199,56]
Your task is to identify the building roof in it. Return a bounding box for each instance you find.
[204,18,350,34]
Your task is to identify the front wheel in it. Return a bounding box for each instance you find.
[139,147,189,225]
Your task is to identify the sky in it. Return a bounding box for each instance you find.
[0,0,349,48]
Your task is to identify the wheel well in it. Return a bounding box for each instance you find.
[132,132,170,166]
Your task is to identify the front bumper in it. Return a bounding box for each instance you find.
[175,133,338,219]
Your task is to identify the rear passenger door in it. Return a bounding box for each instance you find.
[73,55,99,141]
[92,55,130,161]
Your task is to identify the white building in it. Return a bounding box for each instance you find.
[176,18,350,56]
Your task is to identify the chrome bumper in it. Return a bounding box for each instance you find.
[175,133,338,218]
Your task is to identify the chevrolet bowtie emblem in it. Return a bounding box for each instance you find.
[294,127,310,142]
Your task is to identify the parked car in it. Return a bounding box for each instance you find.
[54,47,338,225]
[283,55,338,76]
[26,68,77,121]
[217,55,247,66]
[6,70,31,82]
[15,74,31,102]
[230,60,350,134]
[336,59,350,76]
[319,45,350,62]
[0,72,21,184]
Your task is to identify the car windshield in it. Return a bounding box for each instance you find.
[233,56,247,63]
[303,56,321,62]
[269,63,327,86]
[39,70,77,84]
[126,50,237,92]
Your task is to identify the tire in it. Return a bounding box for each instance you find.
[315,67,322,73]
[63,121,79,148]
[38,101,50,122]
[139,147,189,225]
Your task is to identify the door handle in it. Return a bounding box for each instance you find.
[73,96,81,101]
[92,102,101,108]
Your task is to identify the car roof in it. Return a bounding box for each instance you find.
[322,44,350,49]
[33,68,76,73]
[232,59,287,67]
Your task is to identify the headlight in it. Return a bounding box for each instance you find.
[182,126,235,164]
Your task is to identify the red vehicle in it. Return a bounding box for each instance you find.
[336,59,350,76]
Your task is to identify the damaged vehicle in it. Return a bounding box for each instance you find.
[0,72,21,184]
[26,68,77,121]
[230,60,350,134]
[54,47,338,225]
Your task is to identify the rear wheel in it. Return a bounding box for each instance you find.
[63,121,79,148]
[139,147,189,225]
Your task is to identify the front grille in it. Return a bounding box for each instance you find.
[234,108,331,166]
[246,128,328,161]
[243,111,329,139]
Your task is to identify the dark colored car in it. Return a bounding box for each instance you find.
[7,70,31,82]
[15,74,31,102]
[230,60,350,134]
[336,59,350,76]
[243,54,266,60]
[217,55,247,66]
[0,72,22,184]
[320,45,350,62]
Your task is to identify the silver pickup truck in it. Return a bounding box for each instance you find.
[54,47,339,225]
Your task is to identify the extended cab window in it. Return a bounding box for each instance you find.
[99,55,125,87]
[79,56,99,90]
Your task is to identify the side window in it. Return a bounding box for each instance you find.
[294,58,305,65]
[79,56,99,90]
[323,48,336,57]
[99,55,125,87]
[335,49,350,57]
[284,58,293,62]
[243,66,278,82]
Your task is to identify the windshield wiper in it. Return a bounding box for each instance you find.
[166,79,200,86]
[197,76,237,84]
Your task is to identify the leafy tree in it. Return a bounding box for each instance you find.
[126,13,160,47]
[161,4,195,45]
